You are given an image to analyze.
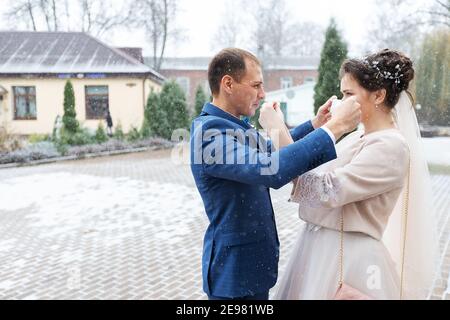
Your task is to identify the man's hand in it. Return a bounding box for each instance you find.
[324,97,362,141]
[312,96,336,129]
[261,102,284,122]
[259,102,294,150]
[259,102,285,131]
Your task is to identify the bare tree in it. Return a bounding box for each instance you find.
[364,0,428,57]
[80,0,94,33]
[211,0,245,50]
[364,0,449,57]
[135,0,180,71]
[28,0,38,31]
[285,22,325,58]
[4,0,39,31]
[211,0,325,61]
[63,0,71,31]
[78,0,134,38]
[249,0,291,62]
[3,0,134,37]
[421,0,450,27]
[38,0,59,31]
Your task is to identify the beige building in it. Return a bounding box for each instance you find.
[0,31,164,135]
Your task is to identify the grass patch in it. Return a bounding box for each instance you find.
[429,164,450,176]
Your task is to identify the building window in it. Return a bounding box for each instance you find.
[281,77,293,89]
[13,86,37,120]
[176,77,190,98]
[304,77,315,83]
[85,86,109,119]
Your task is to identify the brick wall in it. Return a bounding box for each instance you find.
[159,70,209,110]
[263,70,318,92]
[160,69,319,109]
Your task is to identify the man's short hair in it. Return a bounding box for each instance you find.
[208,48,261,96]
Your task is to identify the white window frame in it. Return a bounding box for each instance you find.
[280,77,293,89]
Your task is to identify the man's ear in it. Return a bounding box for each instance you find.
[221,75,234,95]
[373,88,386,106]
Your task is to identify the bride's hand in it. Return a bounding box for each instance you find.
[258,102,286,131]
[312,96,336,129]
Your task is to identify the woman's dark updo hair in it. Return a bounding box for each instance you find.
[340,49,415,109]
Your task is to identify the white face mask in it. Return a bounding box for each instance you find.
[330,99,343,116]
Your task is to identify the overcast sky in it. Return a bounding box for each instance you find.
[0,0,431,58]
[110,0,378,57]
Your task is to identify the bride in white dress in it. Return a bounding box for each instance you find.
[259,49,438,300]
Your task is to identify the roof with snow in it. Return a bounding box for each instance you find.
[263,56,319,71]
[0,31,164,82]
[145,56,319,71]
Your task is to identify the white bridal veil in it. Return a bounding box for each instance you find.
[383,91,439,299]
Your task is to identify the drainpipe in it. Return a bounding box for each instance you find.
[143,77,146,113]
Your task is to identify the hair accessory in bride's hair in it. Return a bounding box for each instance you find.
[362,59,404,85]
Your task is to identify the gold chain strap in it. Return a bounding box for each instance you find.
[400,160,411,300]
[338,160,411,297]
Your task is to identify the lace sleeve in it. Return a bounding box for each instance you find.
[290,171,340,208]
[289,134,409,209]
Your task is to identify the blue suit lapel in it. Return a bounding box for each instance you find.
[201,103,253,130]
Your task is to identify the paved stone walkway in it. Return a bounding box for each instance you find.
[0,149,448,300]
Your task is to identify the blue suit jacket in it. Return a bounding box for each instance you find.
[190,103,336,298]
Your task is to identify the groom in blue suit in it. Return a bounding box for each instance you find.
[190,48,361,300]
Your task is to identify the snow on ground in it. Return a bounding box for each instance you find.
[423,138,450,166]
[0,172,205,245]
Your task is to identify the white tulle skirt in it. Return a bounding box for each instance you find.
[275,223,401,300]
